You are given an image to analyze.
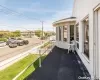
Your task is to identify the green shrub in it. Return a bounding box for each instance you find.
[40,41,51,48]
[0,38,7,42]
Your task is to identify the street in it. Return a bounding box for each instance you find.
[0,37,42,62]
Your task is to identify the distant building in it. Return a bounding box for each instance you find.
[21,30,35,38]
[0,30,9,33]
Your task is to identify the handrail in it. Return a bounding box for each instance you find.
[13,41,54,80]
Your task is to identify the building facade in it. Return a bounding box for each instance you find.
[53,0,100,79]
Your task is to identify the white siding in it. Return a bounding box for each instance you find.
[73,0,100,21]
[98,9,100,79]
[73,0,100,78]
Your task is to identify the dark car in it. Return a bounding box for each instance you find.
[16,38,24,46]
[16,38,29,46]
[23,40,29,45]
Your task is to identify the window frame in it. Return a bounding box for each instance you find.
[63,26,68,42]
[82,16,90,60]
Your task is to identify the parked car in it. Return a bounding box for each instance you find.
[16,38,24,46]
[8,42,17,48]
[6,38,29,48]
[16,38,29,46]
[6,38,17,45]
[23,40,29,45]
[6,38,18,48]
[0,41,6,47]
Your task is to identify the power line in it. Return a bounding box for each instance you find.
[0,4,44,22]
[0,4,46,32]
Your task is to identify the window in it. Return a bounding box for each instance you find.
[59,27,61,41]
[83,17,89,58]
[76,24,79,49]
[70,25,74,41]
[63,26,67,41]
[76,25,79,41]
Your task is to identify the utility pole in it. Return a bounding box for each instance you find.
[41,21,44,43]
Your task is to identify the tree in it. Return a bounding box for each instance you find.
[35,30,42,37]
[44,31,56,38]
[12,30,21,37]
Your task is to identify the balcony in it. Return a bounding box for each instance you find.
[26,46,90,80]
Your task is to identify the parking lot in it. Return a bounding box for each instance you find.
[0,37,42,62]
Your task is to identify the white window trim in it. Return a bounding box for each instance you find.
[93,3,100,11]
[93,4,100,79]
[82,15,90,61]
[81,52,90,63]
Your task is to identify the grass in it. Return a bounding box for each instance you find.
[0,54,39,80]
[40,41,52,49]
[17,64,35,80]
[17,55,46,80]
[0,38,7,42]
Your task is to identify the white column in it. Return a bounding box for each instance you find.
[67,25,70,44]
[98,9,100,79]
[79,21,84,53]
[56,27,57,41]
[61,26,64,41]
[57,27,59,41]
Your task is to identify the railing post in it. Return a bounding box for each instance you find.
[39,48,41,67]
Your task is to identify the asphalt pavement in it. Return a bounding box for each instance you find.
[0,37,42,62]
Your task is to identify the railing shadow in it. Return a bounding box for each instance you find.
[33,55,46,69]
[23,55,46,80]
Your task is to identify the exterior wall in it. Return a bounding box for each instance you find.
[98,9,100,79]
[55,41,68,49]
[94,7,100,79]
[73,0,100,79]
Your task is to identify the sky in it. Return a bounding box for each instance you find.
[0,0,74,31]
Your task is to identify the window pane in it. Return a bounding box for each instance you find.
[76,25,79,41]
[63,26,67,41]
[84,20,89,58]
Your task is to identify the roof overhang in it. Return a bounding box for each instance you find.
[53,17,76,27]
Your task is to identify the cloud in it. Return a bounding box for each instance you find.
[18,8,60,13]
[51,10,72,21]
[0,8,72,31]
